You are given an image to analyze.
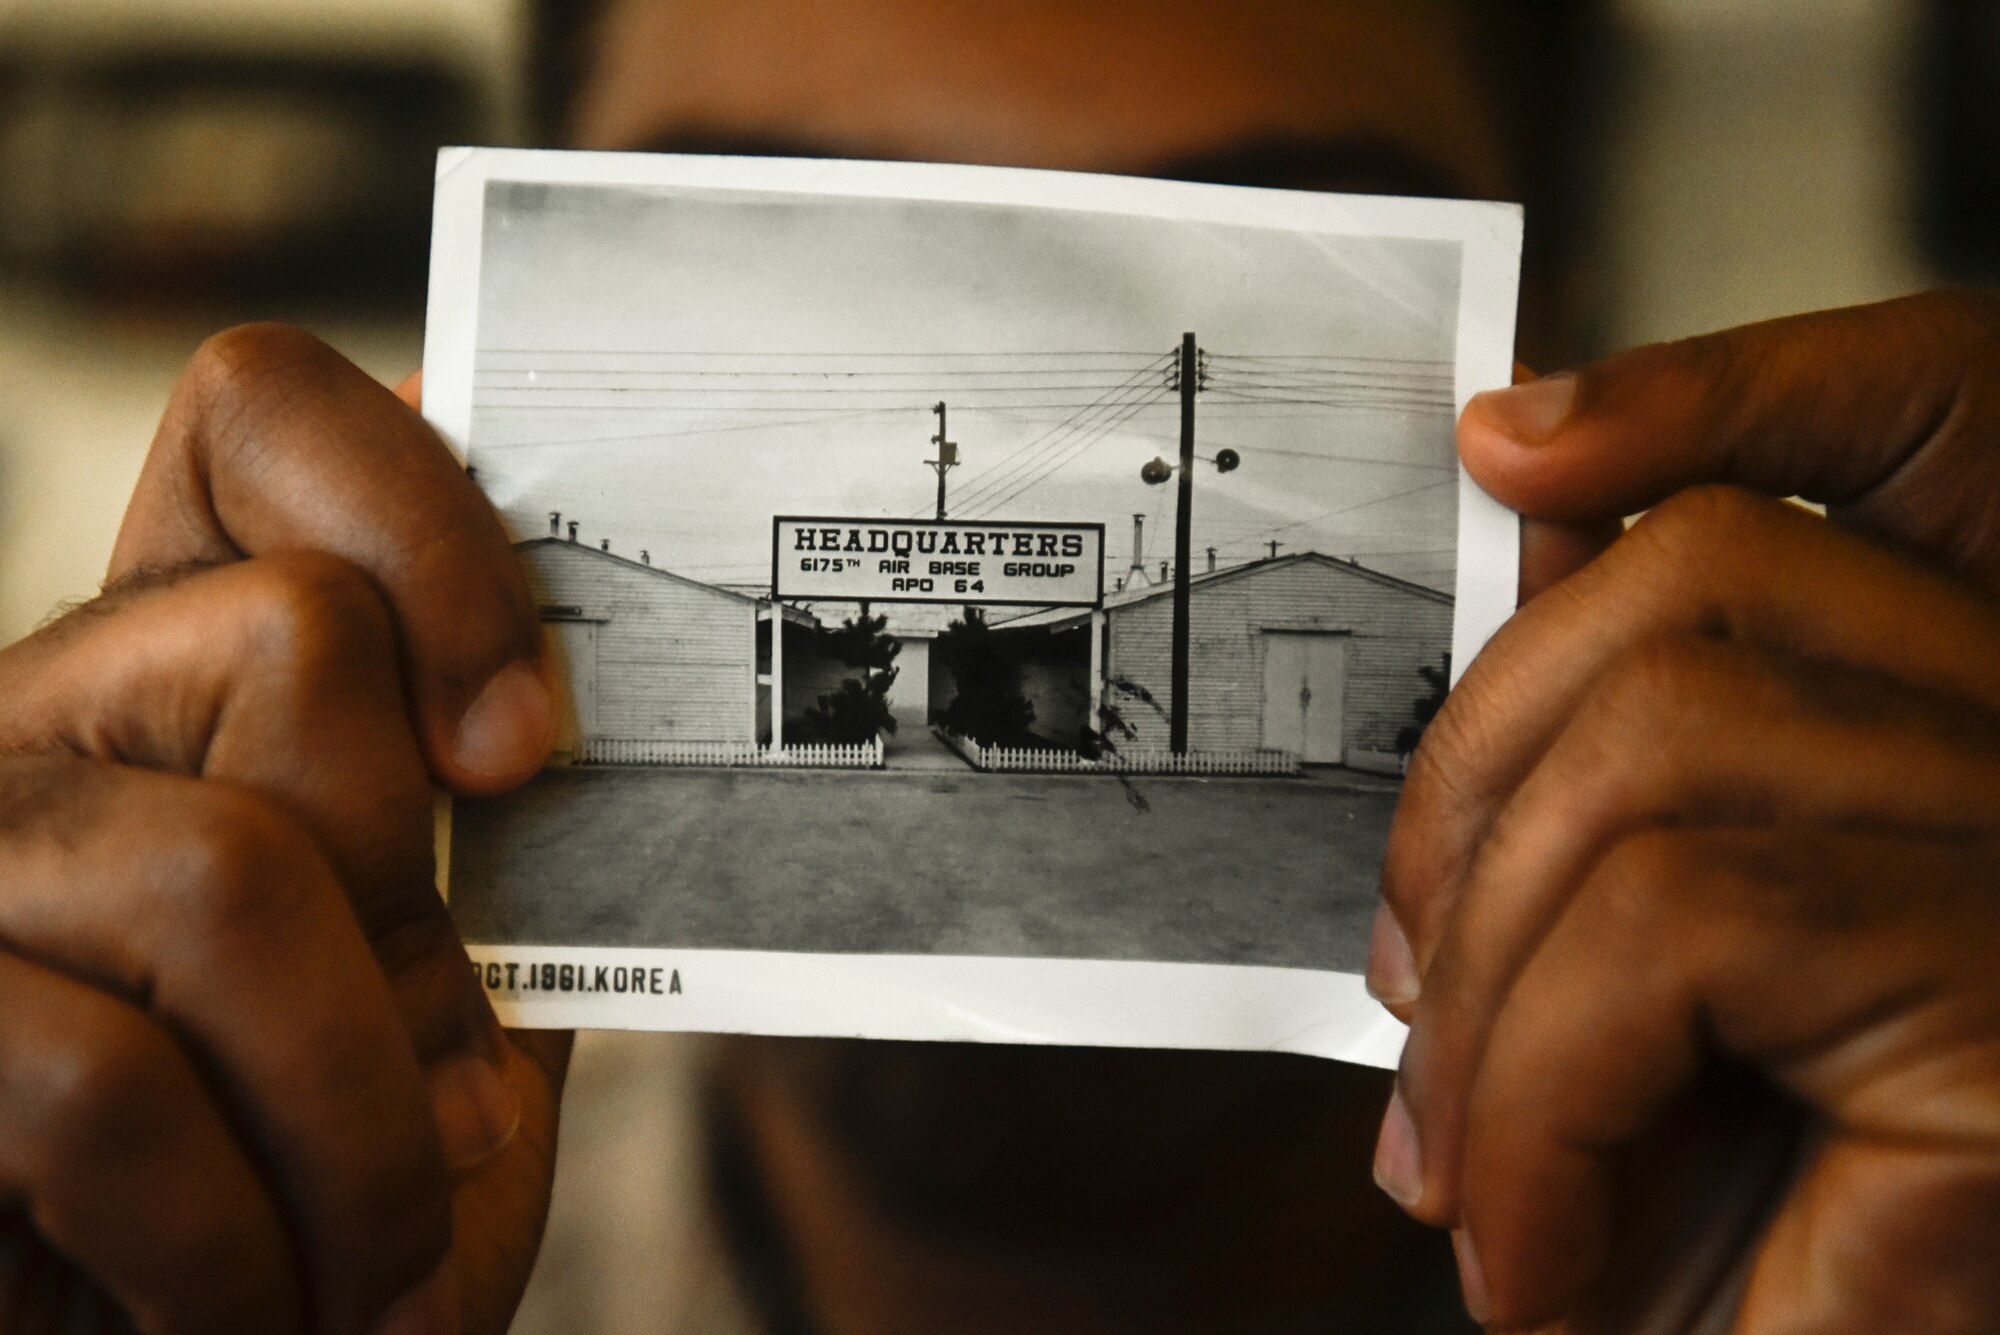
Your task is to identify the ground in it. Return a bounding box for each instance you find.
[451,765,1400,973]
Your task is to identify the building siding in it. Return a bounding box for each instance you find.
[1104,558,1450,759]
[520,541,757,744]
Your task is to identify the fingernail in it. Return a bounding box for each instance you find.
[428,1053,521,1171]
[1372,1086,1424,1209]
[452,661,554,780]
[1453,1229,1493,1325]
[373,1261,459,1335]
[1366,903,1420,1007]
[1470,372,1577,445]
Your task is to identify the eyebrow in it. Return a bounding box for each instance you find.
[625,127,1480,203]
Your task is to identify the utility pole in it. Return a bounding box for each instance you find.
[1266,540,1281,560]
[928,401,958,520]
[1170,332,1198,754]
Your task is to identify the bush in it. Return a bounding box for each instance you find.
[1394,652,1451,756]
[793,610,900,745]
[935,607,1036,747]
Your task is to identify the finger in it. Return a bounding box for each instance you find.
[0,554,521,1169]
[0,755,454,1334]
[109,323,553,792]
[1458,291,2000,590]
[1504,364,1625,605]
[1379,487,2000,999]
[1390,638,2000,1223]
[1731,1136,2000,1335]
[0,949,300,1335]
[1450,828,2000,1331]
[1518,515,1622,605]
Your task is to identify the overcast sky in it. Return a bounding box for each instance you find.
[467,179,1463,593]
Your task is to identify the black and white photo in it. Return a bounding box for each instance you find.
[424,150,1520,1062]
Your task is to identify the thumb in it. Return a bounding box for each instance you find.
[1459,291,2000,592]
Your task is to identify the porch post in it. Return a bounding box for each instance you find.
[1089,608,1106,740]
[769,603,785,753]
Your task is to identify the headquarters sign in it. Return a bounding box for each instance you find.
[773,516,1104,607]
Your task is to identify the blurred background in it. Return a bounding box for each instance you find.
[0,0,1993,1330]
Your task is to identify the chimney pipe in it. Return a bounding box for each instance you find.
[567,521,579,542]
[549,511,561,536]
[1206,546,1217,573]
[1127,513,1148,586]
[640,549,651,566]
[1159,560,1170,582]
[600,538,610,552]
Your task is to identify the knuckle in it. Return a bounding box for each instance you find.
[229,551,395,677]
[1584,828,1695,926]
[168,787,326,940]
[32,1011,183,1163]
[1592,633,1716,721]
[1635,482,1769,545]
[1625,484,1789,609]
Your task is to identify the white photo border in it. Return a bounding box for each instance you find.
[425,148,1523,1068]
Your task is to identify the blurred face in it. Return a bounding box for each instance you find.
[570,3,1517,1326]
[578,0,1511,202]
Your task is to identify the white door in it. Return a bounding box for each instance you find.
[1261,632,1347,764]
[544,619,599,760]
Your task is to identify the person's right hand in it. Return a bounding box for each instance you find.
[0,326,568,1335]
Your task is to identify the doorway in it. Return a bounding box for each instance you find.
[543,617,599,761]
[1260,631,1347,764]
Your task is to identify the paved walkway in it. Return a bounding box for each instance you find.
[452,766,1398,972]
[880,725,974,772]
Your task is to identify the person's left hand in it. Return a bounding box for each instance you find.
[1371,294,2000,1332]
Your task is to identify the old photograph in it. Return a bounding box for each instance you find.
[425,150,1520,1059]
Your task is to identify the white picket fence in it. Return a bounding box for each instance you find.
[944,733,1299,776]
[578,737,883,769]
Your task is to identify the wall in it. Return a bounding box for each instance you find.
[1105,559,1451,760]
[522,540,756,744]
[889,637,931,731]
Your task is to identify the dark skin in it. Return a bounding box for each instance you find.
[1,3,1997,1331]
[1378,293,2000,1331]
[0,329,567,1335]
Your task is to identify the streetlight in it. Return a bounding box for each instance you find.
[1139,420,1242,753]
[1141,449,1239,485]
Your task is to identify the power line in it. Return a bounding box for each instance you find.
[1234,479,1456,543]
[473,379,1176,395]
[476,398,1178,413]
[959,388,1171,518]
[950,387,1169,516]
[475,347,1174,358]
[939,354,1174,513]
[467,406,919,452]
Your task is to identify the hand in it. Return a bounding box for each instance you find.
[1371,292,2000,1332]
[0,325,570,1334]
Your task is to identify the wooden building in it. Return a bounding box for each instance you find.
[995,553,1452,771]
[518,536,815,758]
